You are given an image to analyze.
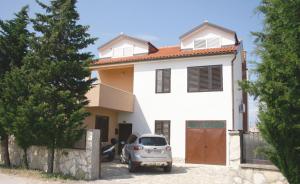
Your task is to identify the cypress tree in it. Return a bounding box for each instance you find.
[0,6,30,167]
[27,0,96,173]
[242,0,300,183]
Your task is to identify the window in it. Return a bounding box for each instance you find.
[139,137,167,146]
[95,116,109,142]
[207,37,221,48]
[155,120,170,144]
[187,65,222,92]
[113,47,134,57]
[194,37,221,49]
[113,47,123,57]
[186,120,226,129]
[194,39,206,49]
[123,47,133,57]
[156,68,171,93]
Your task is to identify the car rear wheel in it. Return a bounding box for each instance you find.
[163,163,172,172]
[128,158,136,172]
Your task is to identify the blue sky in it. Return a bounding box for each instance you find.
[0,0,262,127]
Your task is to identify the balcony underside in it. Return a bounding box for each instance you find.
[86,83,134,112]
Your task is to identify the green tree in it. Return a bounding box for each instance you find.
[242,0,300,183]
[27,0,96,173]
[0,68,37,169]
[0,6,30,167]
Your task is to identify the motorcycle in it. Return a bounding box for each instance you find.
[101,138,117,162]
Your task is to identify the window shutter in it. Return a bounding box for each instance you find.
[194,39,206,49]
[163,69,171,93]
[123,47,133,56]
[199,67,209,91]
[156,70,163,93]
[188,65,222,92]
[211,65,222,90]
[188,67,200,92]
[207,38,220,48]
[113,47,123,57]
[155,120,170,144]
[156,68,171,93]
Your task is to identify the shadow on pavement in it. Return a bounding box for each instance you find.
[100,160,190,180]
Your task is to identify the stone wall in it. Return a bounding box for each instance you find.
[0,129,100,180]
[228,130,288,184]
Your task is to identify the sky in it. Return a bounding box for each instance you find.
[0,0,263,127]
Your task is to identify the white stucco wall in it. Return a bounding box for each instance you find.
[118,54,237,163]
[99,38,148,58]
[181,26,235,50]
[232,44,244,130]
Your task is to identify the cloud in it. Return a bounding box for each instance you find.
[135,34,160,42]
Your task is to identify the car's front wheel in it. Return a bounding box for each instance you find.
[128,158,136,172]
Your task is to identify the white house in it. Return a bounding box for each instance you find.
[85,21,248,165]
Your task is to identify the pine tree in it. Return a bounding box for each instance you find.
[0,6,30,167]
[242,0,300,183]
[27,0,96,173]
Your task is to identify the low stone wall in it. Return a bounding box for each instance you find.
[228,130,288,184]
[0,129,100,180]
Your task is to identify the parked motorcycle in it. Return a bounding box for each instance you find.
[101,138,117,162]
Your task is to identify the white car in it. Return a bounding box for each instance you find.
[120,134,172,172]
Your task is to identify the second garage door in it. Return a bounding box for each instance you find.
[186,121,226,165]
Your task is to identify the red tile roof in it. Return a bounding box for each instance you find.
[93,45,238,66]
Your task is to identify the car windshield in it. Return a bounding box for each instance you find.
[139,137,167,146]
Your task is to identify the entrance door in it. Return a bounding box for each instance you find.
[95,116,109,142]
[186,121,226,165]
[118,123,132,154]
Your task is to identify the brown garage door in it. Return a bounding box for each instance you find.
[186,121,226,165]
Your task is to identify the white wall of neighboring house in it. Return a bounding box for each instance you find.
[99,38,149,58]
[118,54,236,163]
[232,43,244,130]
[180,26,235,50]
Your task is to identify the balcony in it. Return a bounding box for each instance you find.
[86,83,134,112]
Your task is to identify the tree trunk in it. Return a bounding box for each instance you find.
[0,134,11,167]
[23,148,29,169]
[47,147,55,173]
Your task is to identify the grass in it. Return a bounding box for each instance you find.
[42,172,79,180]
[0,164,79,181]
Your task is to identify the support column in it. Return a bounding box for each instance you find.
[229,130,241,169]
[86,129,100,180]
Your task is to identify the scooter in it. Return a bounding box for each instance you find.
[101,138,117,162]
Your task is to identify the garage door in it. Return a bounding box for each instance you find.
[186,121,226,165]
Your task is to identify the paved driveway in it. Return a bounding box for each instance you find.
[0,161,233,184]
[100,161,231,184]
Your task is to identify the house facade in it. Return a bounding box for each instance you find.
[84,21,248,166]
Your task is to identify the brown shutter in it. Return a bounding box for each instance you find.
[188,67,200,92]
[199,66,209,91]
[211,65,222,90]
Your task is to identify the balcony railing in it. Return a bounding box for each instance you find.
[85,83,134,112]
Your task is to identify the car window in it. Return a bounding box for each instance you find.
[139,137,167,146]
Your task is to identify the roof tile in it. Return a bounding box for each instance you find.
[93,45,237,66]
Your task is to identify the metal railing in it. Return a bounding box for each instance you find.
[241,132,272,165]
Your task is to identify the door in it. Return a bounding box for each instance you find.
[118,123,132,154]
[186,121,226,165]
[95,116,109,142]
